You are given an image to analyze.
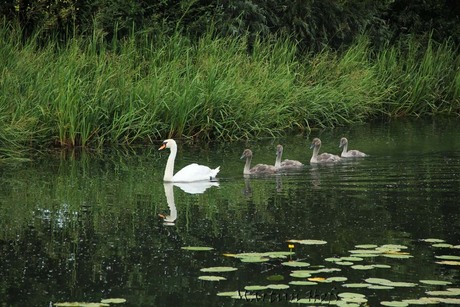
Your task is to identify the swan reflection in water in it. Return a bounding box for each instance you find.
[159,181,219,226]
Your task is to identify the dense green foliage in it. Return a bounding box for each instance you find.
[0,0,459,155]
[2,0,460,51]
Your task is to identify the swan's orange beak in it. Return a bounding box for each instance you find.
[159,144,166,150]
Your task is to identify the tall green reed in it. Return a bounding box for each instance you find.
[1,23,458,153]
[375,36,460,116]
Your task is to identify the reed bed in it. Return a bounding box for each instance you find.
[0,24,459,153]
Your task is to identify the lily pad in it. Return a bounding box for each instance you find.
[327,276,348,282]
[264,251,295,258]
[351,265,376,270]
[403,297,440,305]
[244,285,268,291]
[368,285,394,290]
[435,255,460,260]
[198,275,226,281]
[100,298,126,304]
[200,266,238,273]
[217,291,240,297]
[349,249,381,254]
[290,270,313,278]
[373,264,392,269]
[426,290,460,296]
[336,261,354,266]
[338,292,366,299]
[281,261,310,267]
[355,244,378,249]
[342,283,370,288]
[380,301,408,307]
[382,254,413,259]
[240,257,269,263]
[267,284,290,290]
[432,243,454,248]
[420,280,452,286]
[341,257,364,262]
[435,260,460,266]
[379,244,408,250]
[289,281,318,286]
[420,238,445,243]
[181,246,214,251]
[365,278,417,288]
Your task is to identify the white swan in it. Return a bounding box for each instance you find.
[310,138,341,163]
[241,149,277,175]
[339,137,367,157]
[275,144,304,169]
[159,139,220,182]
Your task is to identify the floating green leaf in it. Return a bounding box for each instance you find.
[198,275,226,281]
[420,280,452,286]
[336,261,354,266]
[435,255,460,260]
[100,298,126,304]
[420,238,445,243]
[380,301,408,306]
[239,257,269,263]
[342,283,370,288]
[365,278,416,288]
[349,249,381,254]
[379,244,408,250]
[403,297,440,305]
[325,257,342,262]
[351,265,375,270]
[264,251,295,258]
[437,298,460,304]
[290,271,313,278]
[368,285,394,290]
[373,264,392,269]
[435,260,460,266]
[181,246,214,251]
[244,285,268,291]
[338,292,366,299]
[281,261,310,267]
[200,266,238,273]
[267,284,290,290]
[432,243,454,248]
[327,276,347,282]
[352,253,379,258]
[289,281,317,286]
[426,290,460,296]
[217,291,240,297]
[355,244,378,249]
[341,257,364,262]
[382,254,413,259]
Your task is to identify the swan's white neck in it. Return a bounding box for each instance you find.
[164,142,177,182]
[341,143,348,155]
[275,149,282,168]
[243,156,252,175]
[311,145,320,162]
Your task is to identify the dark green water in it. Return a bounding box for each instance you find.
[1,119,459,306]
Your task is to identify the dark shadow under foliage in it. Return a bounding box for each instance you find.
[1,0,459,53]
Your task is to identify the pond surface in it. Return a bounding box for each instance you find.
[1,119,459,306]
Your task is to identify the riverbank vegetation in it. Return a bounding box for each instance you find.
[1,0,459,156]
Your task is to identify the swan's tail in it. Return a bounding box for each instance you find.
[210,166,220,180]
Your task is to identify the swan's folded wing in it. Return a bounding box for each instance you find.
[173,163,220,182]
